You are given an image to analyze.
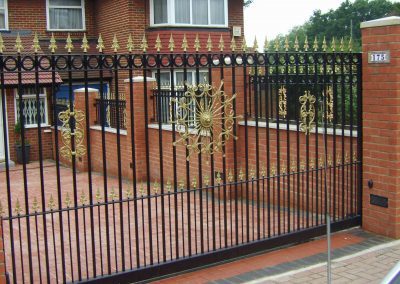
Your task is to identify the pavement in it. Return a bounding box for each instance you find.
[156,227,398,283]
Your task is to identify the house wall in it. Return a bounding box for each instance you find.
[5,88,53,163]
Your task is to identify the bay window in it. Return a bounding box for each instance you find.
[47,0,85,31]
[0,0,8,30]
[151,0,227,27]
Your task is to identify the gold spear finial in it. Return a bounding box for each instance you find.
[206,34,213,52]
[153,181,160,195]
[216,172,222,184]
[313,36,318,52]
[228,170,234,182]
[109,188,117,200]
[191,177,197,189]
[271,164,277,175]
[322,36,327,52]
[155,34,162,52]
[178,180,185,190]
[139,184,146,196]
[112,34,120,53]
[127,33,134,53]
[168,34,175,52]
[260,167,266,177]
[284,36,289,52]
[81,33,89,53]
[218,34,225,52]
[15,33,23,53]
[0,201,4,216]
[32,197,39,212]
[340,37,344,52]
[294,36,299,52]
[250,167,255,179]
[32,32,41,53]
[181,34,188,52]
[80,191,87,205]
[126,188,133,199]
[253,36,259,52]
[304,36,309,52]
[95,188,102,203]
[48,195,55,210]
[65,192,72,208]
[141,34,148,52]
[241,37,247,52]
[264,36,269,52]
[194,34,201,52]
[96,34,105,53]
[239,168,244,180]
[166,180,172,193]
[348,37,353,52]
[15,199,22,215]
[49,33,57,53]
[274,38,280,52]
[331,37,336,52]
[65,33,73,53]
[204,174,210,187]
[0,33,4,54]
[230,36,237,52]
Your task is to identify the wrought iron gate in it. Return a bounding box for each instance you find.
[0,34,362,283]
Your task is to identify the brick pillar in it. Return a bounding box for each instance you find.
[361,17,400,238]
[73,88,99,172]
[124,76,156,182]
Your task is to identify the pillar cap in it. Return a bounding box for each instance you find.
[361,16,400,29]
[124,76,156,83]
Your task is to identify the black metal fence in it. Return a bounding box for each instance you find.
[0,37,362,284]
[95,98,127,130]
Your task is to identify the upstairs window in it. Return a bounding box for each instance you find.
[0,0,8,30]
[47,0,85,31]
[151,0,227,27]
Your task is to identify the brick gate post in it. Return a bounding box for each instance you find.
[361,17,400,238]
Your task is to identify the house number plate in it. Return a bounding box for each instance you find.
[368,51,390,64]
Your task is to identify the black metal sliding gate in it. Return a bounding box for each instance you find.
[0,36,362,283]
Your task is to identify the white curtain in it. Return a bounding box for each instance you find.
[175,0,190,24]
[192,0,208,25]
[49,8,83,29]
[154,0,168,24]
[210,0,224,25]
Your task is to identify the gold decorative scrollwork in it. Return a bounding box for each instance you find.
[171,81,238,161]
[324,86,334,123]
[278,86,287,119]
[58,106,86,161]
[299,90,316,135]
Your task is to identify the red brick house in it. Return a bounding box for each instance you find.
[0,0,245,165]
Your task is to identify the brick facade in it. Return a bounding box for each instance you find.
[361,17,400,238]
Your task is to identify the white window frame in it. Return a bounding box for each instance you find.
[14,88,49,128]
[46,0,86,31]
[150,0,228,28]
[0,0,9,31]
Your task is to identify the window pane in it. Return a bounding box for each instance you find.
[50,8,83,29]
[49,0,82,7]
[192,0,208,25]
[175,72,193,86]
[0,12,5,29]
[0,0,4,8]
[154,0,168,24]
[159,73,170,86]
[210,0,224,25]
[175,0,190,24]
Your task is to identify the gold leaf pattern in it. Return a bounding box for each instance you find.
[15,33,23,53]
[81,33,89,53]
[155,34,162,52]
[32,32,41,53]
[112,34,120,53]
[65,33,73,53]
[181,34,188,52]
[97,34,105,53]
[141,34,148,53]
[194,34,201,52]
[0,33,5,53]
[168,34,175,52]
[49,33,57,53]
[127,34,134,53]
[299,91,316,135]
[206,34,213,52]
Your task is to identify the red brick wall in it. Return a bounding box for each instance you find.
[7,0,96,38]
[361,19,400,238]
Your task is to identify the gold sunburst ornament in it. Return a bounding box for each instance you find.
[171,81,238,161]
